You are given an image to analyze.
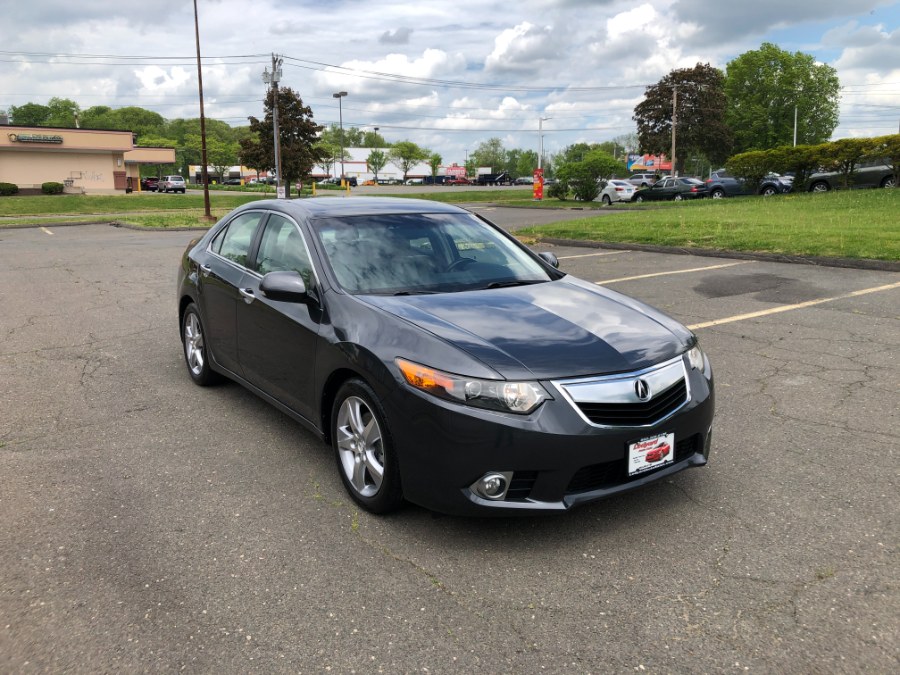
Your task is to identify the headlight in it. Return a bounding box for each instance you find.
[686,343,706,374]
[396,358,550,414]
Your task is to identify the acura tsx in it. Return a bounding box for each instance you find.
[177,197,714,515]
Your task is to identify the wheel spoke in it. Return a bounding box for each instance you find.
[362,417,381,447]
[347,399,366,436]
[364,451,384,490]
[351,455,368,492]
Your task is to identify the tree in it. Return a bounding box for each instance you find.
[367,150,387,182]
[726,43,840,153]
[186,134,239,182]
[428,152,442,178]
[239,87,324,193]
[634,63,732,173]
[821,137,878,189]
[362,129,388,148]
[45,98,80,127]
[388,141,428,180]
[514,150,539,177]
[555,149,625,201]
[9,102,50,126]
[471,138,506,171]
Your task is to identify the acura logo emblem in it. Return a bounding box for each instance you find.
[634,379,651,401]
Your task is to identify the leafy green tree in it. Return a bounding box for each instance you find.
[555,149,625,201]
[9,102,50,126]
[45,98,80,127]
[367,150,387,181]
[821,137,878,189]
[80,106,115,128]
[185,134,239,182]
[726,43,840,153]
[362,130,388,148]
[239,87,324,193]
[388,141,428,180]
[428,152,442,178]
[634,63,732,173]
[514,150,539,177]
[471,138,506,171]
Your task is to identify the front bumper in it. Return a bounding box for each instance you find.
[383,362,714,516]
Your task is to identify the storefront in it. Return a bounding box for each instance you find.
[0,125,175,194]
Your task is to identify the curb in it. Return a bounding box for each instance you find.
[534,238,900,273]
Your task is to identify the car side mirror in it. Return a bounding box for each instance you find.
[538,252,559,268]
[259,271,309,303]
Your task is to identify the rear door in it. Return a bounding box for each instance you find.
[197,210,267,375]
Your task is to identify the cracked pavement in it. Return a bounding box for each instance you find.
[1,224,897,672]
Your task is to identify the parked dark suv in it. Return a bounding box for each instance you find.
[706,169,791,198]
[808,160,894,192]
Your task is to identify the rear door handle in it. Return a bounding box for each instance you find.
[200,264,212,276]
[239,288,255,304]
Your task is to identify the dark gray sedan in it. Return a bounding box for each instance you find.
[177,198,714,515]
[633,177,709,202]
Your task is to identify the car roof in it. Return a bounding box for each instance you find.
[238,197,468,221]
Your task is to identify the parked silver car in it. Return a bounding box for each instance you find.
[598,179,636,205]
[627,173,658,188]
[159,175,186,194]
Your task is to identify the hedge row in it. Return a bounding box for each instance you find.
[726,134,900,190]
[42,182,64,194]
[0,182,18,196]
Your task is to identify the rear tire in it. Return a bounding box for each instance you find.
[881,176,895,188]
[674,194,684,201]
[181,303,221,386]
[711,189,725,199]
[332,379,403,514]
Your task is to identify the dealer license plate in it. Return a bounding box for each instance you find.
[628,432,675,476]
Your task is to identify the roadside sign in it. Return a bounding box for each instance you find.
[533,168,544,200]
[277,186,286,199]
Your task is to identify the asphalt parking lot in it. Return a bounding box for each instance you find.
[1,220,897,672]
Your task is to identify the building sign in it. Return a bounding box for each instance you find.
[627,153,671,172]
[8,133,64,144]
[446,165,466,178]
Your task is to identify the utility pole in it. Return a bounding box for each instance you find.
[192,0,211,218]
[670,86,677,177]
[262,55,284,196]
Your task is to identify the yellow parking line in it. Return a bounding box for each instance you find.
[688,281,900,330]
[41,227,53,235]
[597,260,753,285]
[560,250,630,260]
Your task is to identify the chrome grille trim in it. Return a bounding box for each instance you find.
[551,355,691,428]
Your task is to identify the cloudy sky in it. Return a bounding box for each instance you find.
[2,0,899,165]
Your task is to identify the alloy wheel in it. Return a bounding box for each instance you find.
[336,396,385,498]
[184,312,205,376]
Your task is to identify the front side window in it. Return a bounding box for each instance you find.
[211,212,264,268]
[254,214,314,286]
[314,212,554,295]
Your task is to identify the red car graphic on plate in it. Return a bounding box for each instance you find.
[645,442,672,463]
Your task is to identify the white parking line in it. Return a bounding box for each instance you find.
[40,227,53,235]
[560,250,630,260]
[688,281,900,330]
[596,260,753,285]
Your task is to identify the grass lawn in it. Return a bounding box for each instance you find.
[518,189,900,260]
[0,192,267,217]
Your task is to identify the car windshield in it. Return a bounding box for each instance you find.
[313,212,554,295]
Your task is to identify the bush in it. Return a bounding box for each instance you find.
[0,182,19,196]
[547,180,569,200]
[41,182,65,194]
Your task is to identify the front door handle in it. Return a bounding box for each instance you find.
[239,288,255,304]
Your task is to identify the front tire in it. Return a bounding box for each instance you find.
[674,194,684,201]
[332,379,403,514]
[601,194,612,205]
[711,188,725,199]
[635,195,644,203]
[811,181,830,193]
[881,176,895,188]
[181,303,220,386]
[761,186,777,196]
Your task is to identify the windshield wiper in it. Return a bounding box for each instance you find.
[392,289,440,296]
[483,279,545,290]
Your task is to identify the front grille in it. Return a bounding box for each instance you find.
[565,434,700,494]
[575,379,687,426]
[506,471,538,501]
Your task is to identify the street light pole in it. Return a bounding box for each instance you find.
[333,91,348,183]
[262,53,284,196]
[538,117,551,169]
[192,0,211,219]
[373,126,379,147]
[670,86,677,177]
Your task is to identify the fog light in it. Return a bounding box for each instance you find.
[471,472,512,500]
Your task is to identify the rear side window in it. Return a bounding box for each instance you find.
[211,212,264,268]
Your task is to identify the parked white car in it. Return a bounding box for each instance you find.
[599,179,636,205]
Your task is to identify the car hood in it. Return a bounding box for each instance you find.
[361,278,691,380]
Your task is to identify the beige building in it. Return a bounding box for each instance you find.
[0,126,175,194]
